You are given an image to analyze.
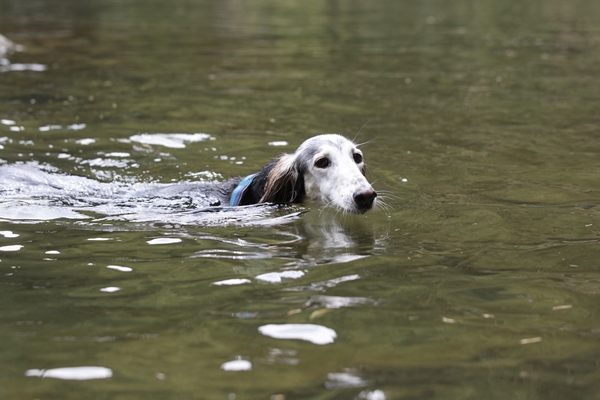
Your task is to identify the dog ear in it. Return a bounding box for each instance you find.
[260,154,303,203]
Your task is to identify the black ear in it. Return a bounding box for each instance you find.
[238,155,305,205]
[259,154,305,204]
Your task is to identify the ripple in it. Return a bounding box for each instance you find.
[67,123,86,131]
[193,249,272,260]
[0,163,305,226]
[255,270,305,283]
[130,133,213,149]
[81,158,131,168]
[39,125,62,132]
[258,324,337,345]
[0,202,88,221]
[25,366,112,380]
[0,244,23,251]
[325,372,371,389]
[75,138,95,145]
[211,278,251,286]
[308,295,375,309]
[100,287,121,292]
[357,390,386,400]
[0,230,19,238]
[284,274,360,292]
[106,265,132,272]
[147,238,182,245]
[220,359,252,371]
[105,152,130,157]
[2,63,47,72]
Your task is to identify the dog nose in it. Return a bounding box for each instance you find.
[353,189,377,211]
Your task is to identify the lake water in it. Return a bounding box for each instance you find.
[1,0,599,398]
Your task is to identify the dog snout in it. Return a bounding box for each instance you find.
[353,189,377,212]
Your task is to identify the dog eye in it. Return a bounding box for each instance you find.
[314,157,330,169]
[353,153,363,164]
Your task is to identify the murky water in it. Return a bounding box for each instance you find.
[1,0,600,398]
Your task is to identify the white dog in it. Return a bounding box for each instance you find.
[226,134,377,213]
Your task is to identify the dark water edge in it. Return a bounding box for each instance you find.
[1,0,600,399]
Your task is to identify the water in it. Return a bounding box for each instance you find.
[1,0,600,398]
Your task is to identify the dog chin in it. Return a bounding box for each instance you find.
[318,199,374,214]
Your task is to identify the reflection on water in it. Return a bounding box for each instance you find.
[258,323,337,345]
[220,358,252,372]
[25,366,113,380]
[1,0,600,398]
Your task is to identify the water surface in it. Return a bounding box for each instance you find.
[1,0,600,398]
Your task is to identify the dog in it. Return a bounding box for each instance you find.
[0,134,378,219]
[220,134,377,213]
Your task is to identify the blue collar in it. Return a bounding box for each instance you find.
[229,173,257,206]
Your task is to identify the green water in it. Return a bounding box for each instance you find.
[1,0,600,398]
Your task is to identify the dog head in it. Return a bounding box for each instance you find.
[260,134,377,213]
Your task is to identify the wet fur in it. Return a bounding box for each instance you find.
[225,134,376,213]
